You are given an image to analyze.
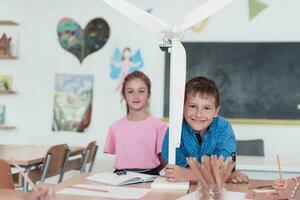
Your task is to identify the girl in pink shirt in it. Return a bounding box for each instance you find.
[104,71,168,175]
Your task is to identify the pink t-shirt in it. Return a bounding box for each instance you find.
[104,116,168,169]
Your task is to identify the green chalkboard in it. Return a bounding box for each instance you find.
[164,42,300,122]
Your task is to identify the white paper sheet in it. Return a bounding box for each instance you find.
[176,190,247,200]
[57,184,151,199]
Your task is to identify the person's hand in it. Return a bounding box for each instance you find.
[272,178,287,190]
[164,164,193,182]
[274,177,300,200]
[229,170,249,184]
[27,184,55,200]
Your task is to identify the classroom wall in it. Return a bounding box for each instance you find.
[1,0,300,171]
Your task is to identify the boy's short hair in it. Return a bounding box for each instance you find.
[185,76,220,107]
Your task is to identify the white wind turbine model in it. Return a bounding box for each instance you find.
[102,0,234,164]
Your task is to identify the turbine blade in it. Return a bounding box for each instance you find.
[179,0,234,31]
[168,40,186,164]
[101,0,170,32]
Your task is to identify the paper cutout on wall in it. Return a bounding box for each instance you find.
[52,74,93,132]
[57,18,110,63]
[110,47,144,91]
[0,105,5,125]
[249,0,268,20]
[191,18,209,32]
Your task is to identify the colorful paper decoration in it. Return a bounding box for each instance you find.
[249,0,268,20]
[110,47,144,91]
[52,74,93,132]
[0,105,5,125]
[57,18,110,63]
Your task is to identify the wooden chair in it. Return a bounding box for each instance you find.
[0,159,15,189]
[237,139,265,156]
[65,141,98,173]
[29,144,70,183]
[80,141,98,172]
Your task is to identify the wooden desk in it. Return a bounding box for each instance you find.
[54,173,188,200]
[0,178,275,200]
[0,144,85,191]
[236,156,300,180]
[0,189,28,200]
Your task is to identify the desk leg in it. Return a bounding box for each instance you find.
[23,167,30,192]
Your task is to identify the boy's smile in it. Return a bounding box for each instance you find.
[184,93,220,133]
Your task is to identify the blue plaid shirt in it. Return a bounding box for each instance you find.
[161,116,236,167]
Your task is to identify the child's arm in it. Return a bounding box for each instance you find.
[156,153,166,173]
[165,164,196,182]
[103,126,116,154]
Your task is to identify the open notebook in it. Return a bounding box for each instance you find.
[86,172,158,186]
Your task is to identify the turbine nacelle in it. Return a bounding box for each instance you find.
[159,27,185,52]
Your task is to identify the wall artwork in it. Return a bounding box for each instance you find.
[52,74,93,132]
[57,17,110,63]
[249,0,268,20]
[110,46,144,91]
[0,75,13,92]
[0,20,19,59]
[0,105,5,125]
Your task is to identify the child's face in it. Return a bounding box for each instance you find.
[184,93,220,133]
[124,78,150,112]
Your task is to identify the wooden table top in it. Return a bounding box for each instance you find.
[53,173,187,200]
[0,144,84,166]
[0,189,28,200]
[0,177,278,200]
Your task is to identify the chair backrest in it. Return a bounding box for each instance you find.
[80,141,98,172]
[40,144,70,183]
[0,159,15,189]
[236,139,265,156]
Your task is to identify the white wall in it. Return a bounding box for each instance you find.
[1,0,300,171]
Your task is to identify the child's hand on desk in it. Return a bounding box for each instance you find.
[27,184,55,200]
[165,164,193,182]
[270,177,300,200]
[272,178,287,190]
[228,171,249,184]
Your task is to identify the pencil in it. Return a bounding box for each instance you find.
[68,185,108,193]
[11,159,37,191]
[276,155,283,183]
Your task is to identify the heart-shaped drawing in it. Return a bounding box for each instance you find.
[57,17,110,63]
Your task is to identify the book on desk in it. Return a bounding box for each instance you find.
[86,172,158,186]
